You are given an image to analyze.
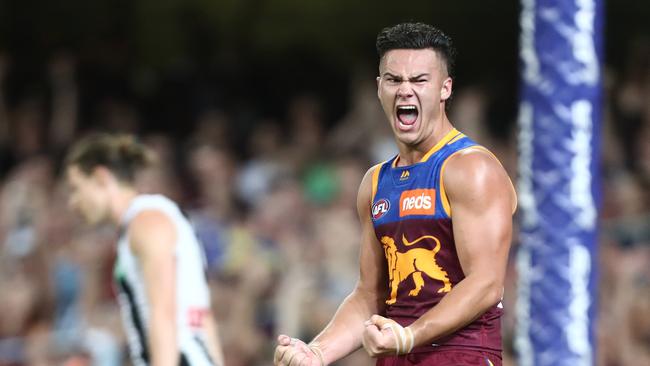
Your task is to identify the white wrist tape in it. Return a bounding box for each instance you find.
[381,322,415,355]
[307,342,325,366]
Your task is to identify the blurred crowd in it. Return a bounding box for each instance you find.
[0,38,649,366]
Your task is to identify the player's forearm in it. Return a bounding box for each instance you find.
[203,313,225,366]
[408,273,502,346]
[149,312,179,366]
[312,286,384,364]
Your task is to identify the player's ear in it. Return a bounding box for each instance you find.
[376,76,381,98]
[377,58,385,99]
[92,166,115,187]
[440,77,453,101]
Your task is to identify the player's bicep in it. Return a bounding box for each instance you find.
[356,167,387,300]
[129,211,177,317]
[444,151,514,282]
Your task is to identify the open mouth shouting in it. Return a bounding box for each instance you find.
[396,105,419,131]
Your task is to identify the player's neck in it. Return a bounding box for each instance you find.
[109,186,139,225]
[395,116,454,167]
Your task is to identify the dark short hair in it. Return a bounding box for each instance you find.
[376,22,456,78]
[65,133,154,183]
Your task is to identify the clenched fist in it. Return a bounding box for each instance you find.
[361,315,414,357]
[273,335,324,366]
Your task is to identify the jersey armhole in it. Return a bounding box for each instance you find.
[129,207,181,256]
[439,146,518,217]
[370,161,386,203]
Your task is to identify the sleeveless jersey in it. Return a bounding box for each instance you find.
[114,195,215,366]
[370,129,503,354]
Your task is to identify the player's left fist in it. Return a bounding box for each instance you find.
[274,335,324,366]
[361,315,414,357]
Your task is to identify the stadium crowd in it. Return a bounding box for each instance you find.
[0,38,648,366]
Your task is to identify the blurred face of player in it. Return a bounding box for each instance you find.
[377,48,452,147]
[67,165,111,225]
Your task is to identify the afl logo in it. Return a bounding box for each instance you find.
[372,198,390,220]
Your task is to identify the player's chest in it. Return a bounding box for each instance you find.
[372,165,445,225]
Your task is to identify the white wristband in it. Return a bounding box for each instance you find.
[308,342,325,366]
[381,322,415,355]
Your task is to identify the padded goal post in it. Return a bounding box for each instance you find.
[516,0,603,365]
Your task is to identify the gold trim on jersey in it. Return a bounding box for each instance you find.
[447,131,466,145]
[439,145,518,217]
[391,128,461,168]
[371,162,385,203]
[420,128,461,163]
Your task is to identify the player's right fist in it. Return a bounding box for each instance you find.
[274,335,324,366]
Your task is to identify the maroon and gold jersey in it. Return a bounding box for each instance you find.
[370,128,504,355]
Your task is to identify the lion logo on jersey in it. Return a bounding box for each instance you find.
[381,234,452,305]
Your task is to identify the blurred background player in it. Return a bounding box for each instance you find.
[0,2,648,365]
[274,22,517,366]
[65,133,224,366]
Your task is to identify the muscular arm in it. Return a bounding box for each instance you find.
[203,310,225,366]
[306,166,388,364]
[408,149,516,345]
[130,210,179,366]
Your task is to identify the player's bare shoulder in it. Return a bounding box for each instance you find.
[128,209,177,254]
[443,148,517,213]
[357,162,385,216]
